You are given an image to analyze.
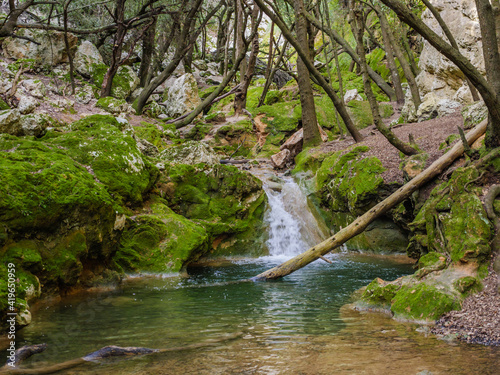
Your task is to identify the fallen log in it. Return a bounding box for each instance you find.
[0,332,243,375]
[252,119,488,280]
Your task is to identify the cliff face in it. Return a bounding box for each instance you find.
[417,0,485,104]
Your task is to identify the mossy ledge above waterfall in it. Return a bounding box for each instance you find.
[0,115,267,329]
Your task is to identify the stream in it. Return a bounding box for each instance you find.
[4,175,499,374]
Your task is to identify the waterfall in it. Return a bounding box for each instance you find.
[263,177,328,258]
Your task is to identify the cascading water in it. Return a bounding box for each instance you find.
[262,176,329,258]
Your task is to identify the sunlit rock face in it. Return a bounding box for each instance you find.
[417,0,484,104]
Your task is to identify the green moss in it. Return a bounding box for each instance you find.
[96,97,129,114]
[134,122,166,151]
[391,283,460,321]
[408,166,491,263]
[157,163,267,257]
[454,276,481,294]
[361,279,399,307]
[316,146,386,212]
[418,252,443,268]
[347,101,394,129]
[0,97,10,110]
[114,202,208,273]
[264,90,284,105]
[90,64,137,99]
[314,93,339,130]
[44,115,159,204]
[0,134,116,231]
[293,148,335,176]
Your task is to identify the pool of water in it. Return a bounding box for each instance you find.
[5,254,499,374]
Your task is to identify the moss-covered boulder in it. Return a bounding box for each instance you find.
[114,199,208,273]
[155,163,267,258]
[407,166,491,263]
[0,133,121,327]
[44,115,159,204]
[316,146,386,213]
[294,146,408,253]
[356,164,494,323]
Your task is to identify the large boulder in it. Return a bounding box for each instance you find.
[163,73,201,118]
[417,0,484,102]
[416,93,461,122]
[156,163,267,258]
[74,41,105,78]
[113,199,209,273]
[2,29,77,66]
[0,110,50,137]
[159,141,220,166]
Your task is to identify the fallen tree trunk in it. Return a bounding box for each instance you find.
[252,119,488,280]
[0,332,243,375]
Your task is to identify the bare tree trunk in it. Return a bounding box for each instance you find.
[351,6,418,156]
[100,0,127,98]
[258,38,288,107]
[235,0,247,78]
[63,0,75,95]
[234,2,260,115]
[474,0,500,147]
[375,4,405,105]
[139,16,156,87]
[374,2,421,109]
[252,119,488,280]
[294,0,322,147]
[265,20,275,79]
[302,8,396,101]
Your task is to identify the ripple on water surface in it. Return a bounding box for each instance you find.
[5,255,500,374]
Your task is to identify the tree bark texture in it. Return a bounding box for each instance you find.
[294,0,322,147]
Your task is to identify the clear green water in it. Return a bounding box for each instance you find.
[6,254,500,374]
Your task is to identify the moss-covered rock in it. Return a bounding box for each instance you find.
[316,146,386,213]
[96,97,132,115]
[114,199,208,273]
[155,163,267,258]
[0,131,122,326]
[160,141,220,166]
[44,115,159,204]
[391,283,461,321]
[408,166,491,264]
